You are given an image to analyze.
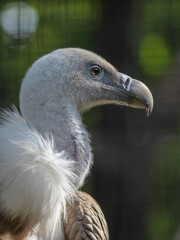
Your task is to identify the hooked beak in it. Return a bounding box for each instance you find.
[116,73,154,116]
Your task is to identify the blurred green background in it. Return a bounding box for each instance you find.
[0,0,180,239]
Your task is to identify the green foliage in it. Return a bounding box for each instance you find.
[139,33,171,77]
[138,0,180,78]
[148,208,177,240]
[149,125,180,240]
[137,1,180,238]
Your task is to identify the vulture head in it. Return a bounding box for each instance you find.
[20,48,153,129]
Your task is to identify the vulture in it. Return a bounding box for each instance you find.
[0,48,153,240]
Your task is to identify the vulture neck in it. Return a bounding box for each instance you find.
[27,101,92,189]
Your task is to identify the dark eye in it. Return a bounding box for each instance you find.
[90,65,102,78]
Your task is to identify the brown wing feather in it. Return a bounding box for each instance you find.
[0,212,32,240]
[64,191,109,240]
[0,212,29,235]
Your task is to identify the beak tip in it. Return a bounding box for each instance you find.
[146,108,151,117]
[146,100,153,117]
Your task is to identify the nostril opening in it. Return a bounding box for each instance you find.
[125,77,131,89]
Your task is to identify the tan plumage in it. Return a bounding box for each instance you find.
[0,231,30,240]
[64,191,109,240]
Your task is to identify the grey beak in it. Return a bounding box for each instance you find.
[118,73,154,116]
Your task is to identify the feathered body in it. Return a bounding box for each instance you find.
[64,191,109,240]
[0,48,153,240]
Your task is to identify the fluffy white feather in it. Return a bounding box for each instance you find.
[0,108,76,239]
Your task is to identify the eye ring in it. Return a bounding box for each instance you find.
[90,65,102,78]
